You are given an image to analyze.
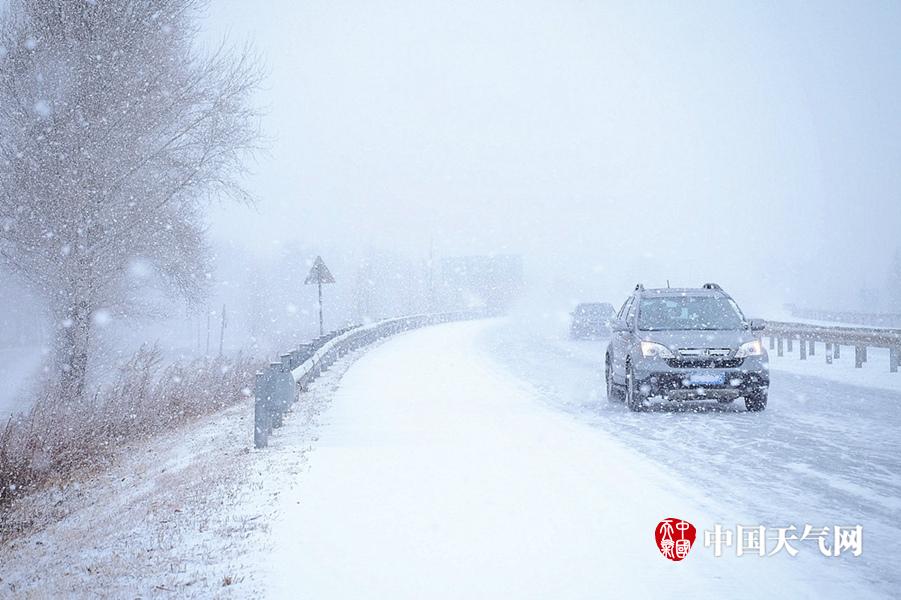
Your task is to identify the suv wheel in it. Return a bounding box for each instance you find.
[745,390,768,412]
[625,363,644,412]
[606,357,623,402]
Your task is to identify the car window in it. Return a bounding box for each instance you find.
[625,297,638,326]
[617,297,632,319]
[636,295,745,331]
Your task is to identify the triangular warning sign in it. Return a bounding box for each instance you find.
[304,256,335,285]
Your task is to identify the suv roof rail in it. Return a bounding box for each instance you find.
[702,282,722,290]
[635,283,644,291]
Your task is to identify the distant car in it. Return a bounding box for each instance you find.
[570,302,615,338]
[605,283,769,412]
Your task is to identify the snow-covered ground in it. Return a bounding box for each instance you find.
[2,318,897,598]
[0,400,269,597]
[262,320,879,598]
[0,350,353,597]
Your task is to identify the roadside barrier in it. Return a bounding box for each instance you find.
[253,310,487,448]
[764,321,901,373]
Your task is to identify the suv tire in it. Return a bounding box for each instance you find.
[606,357,624,402]
[745,390,768,412]
[625,364,644,412]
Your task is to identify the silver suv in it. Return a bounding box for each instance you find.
[605,284,769,412]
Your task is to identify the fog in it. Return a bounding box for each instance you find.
[2,1,900,413]
[203,0,901,318]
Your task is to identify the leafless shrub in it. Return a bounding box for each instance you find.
[0,345,260,521]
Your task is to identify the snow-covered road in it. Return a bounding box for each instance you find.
[484,314,901,597]
[265,319,875,599]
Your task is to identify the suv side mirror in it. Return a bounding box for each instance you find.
[610,318,630,333]
[748,318,766,331]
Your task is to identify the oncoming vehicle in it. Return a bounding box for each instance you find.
[605,283,769,412]
[570,302,616,338]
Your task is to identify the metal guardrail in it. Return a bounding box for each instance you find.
[764,321,901,373]
[253,309,487,448]
[252,314,897,448]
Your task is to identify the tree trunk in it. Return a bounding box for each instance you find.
[52,299,92,402]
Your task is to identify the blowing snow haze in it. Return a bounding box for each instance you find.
[205,0,901,313]
[3,1,901,597]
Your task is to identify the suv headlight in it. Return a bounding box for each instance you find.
[640,341,675,358]
[735,340,764,358]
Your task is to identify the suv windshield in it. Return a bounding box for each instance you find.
[637,295,744,331]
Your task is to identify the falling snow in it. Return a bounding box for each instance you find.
[0,1,899,599]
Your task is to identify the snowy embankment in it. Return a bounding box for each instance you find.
[0,353,350,597]
[0,399,270,596]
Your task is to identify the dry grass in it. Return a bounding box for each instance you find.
[0,345,260,526]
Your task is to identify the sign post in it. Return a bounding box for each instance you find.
[304,255,335,336]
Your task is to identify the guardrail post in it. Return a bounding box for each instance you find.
[862,346,868,363]
[777,336,783,357]
[769,336,775,350]
[825,342,833,364]
[834,344,840,359]
[279,359,294,420]
[891,347,899,373]
[855,346,864,368]
[787,337,793,353]
[254,370,269,449]
[808,340,815,356]
[799,338,807,360]
[269,361,285,428]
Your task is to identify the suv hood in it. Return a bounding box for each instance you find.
[638,329,757,352]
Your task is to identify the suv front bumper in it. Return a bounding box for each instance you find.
[633,356,769,401]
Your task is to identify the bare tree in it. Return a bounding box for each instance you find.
[0,0,261,400]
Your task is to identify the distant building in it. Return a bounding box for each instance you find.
[439,254,523,313]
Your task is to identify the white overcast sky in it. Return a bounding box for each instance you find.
[202,0,901,311]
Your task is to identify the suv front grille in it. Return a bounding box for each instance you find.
[666,358,744,369]
[678,348,732,358]
[667,348,743,369]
